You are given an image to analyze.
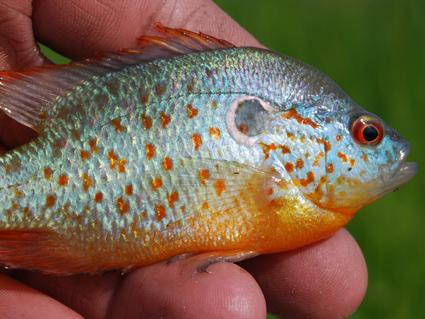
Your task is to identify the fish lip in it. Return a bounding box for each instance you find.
[383,142,417,192]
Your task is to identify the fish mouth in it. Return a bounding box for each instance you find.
[388,161,418,190]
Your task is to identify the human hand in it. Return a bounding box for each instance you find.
[0,1,367,318]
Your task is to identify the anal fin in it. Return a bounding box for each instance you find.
[196,250,259,273]
[0,229,88,275]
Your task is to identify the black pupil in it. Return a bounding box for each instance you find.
[363,125,379,141]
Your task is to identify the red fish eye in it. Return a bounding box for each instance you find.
[352,115,384,146]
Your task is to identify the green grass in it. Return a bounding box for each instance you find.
[41,1,425,317]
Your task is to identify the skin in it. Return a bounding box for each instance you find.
[0,1,368,318]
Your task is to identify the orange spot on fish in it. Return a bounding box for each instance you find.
[361,153,368,162]
[260,143,277,160]
[88,139,98,153]
[201,202,209,210]
[131,216,140,238]
[108,150,118,169]
[296,159,304,169]
[336,135,342,141]
[286,132,295,140]
[211,100,218,108]
[45,194,56,208]
[300,171,315,187]
[72,130,81,140]
[58,174,68,186]
[285,162,294,173]
[155,84,165,96]
[82,173,93,191]
[125,184,133,196]
[163,157,173,171]
[214,179,226,197]
[117,197,129,215]
[140,87,149,104]
[151,177,163,190]
[54,139,66,150]
[350,159,356,167]
[118,159,127,173]
[23,207,31,218]
[199,169,210,185]
[160,112,171,128]
[280,145,291,154]
[187,104,198,119]
[80,150,90,161]
[140,95,149,104]
[192,133,202,151]
[324,141,331,152]
[39,111,48,120]
[326,163,334,173]
[209,127,221,139]
[167,191,179,208]
[140,210,148,220]
[300,135,305,143]
[141,114,152,129]
[15,189,23,198]
[283,109,318,129]
[155,203,166,221]
[146,144,155,160]
[238,123,249,134]
[187,84,194,93]
[141,95,149,104]
[317,138,331,152]
[313,152,324,167]
[338,152,348,163]
[94,192,103,203]
[111,118,125,133]
[266,187,274,196]
[43,167,52,180]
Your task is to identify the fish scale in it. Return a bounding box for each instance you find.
[0,25,416,274]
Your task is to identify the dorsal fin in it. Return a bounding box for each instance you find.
[136,23,235,59]
[0,23,235,132]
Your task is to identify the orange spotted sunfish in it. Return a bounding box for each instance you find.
[0,25,417,274]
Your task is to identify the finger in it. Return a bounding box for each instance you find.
[32,0,261,59]
[14,271,121,319]
[17,258,266,319]
[242,229,368,319]
[0,274,82,319]
[0,1,46,70]
[108,257,265,319]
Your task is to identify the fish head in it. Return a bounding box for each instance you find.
[314,101,417,214]
[241,52,417,216]
[259,96,417,216]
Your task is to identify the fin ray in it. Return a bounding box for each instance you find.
[170,158,274,220]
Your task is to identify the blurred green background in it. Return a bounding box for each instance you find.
[41,1,425,317]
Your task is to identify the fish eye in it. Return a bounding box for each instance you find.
[351,115,384,146]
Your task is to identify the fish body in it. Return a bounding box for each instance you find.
[0,26,416,274]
